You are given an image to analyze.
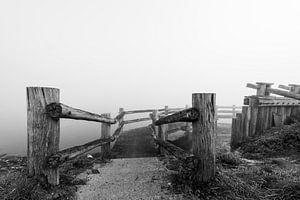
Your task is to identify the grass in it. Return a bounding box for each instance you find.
[0,152,110,200]
[166,123,300,200]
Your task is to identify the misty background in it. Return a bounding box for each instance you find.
[0,0,300,155]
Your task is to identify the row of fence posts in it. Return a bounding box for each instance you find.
[231,82,300,149]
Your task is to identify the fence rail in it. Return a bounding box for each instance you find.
[27,86,237,185]
[231,82,300,149]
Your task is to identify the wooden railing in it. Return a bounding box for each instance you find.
[149,94,216,183]
[26,87,235,185]
[231,82,300,149]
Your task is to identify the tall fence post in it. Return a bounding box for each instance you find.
[151,110,159,136]
[232,104,236,118]
[192,93,216,183]
[101,113,111,156]
[27,87,60,185]
[289,84,300,94]
[256,82,273,96]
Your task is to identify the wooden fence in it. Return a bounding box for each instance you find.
[231,82,300,148]
[26,87,231,185]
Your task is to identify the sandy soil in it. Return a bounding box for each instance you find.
[76,157,187,200]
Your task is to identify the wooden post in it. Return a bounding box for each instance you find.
[151,110,159,136]
[192,93,216,183]
[289,84,300,94]
[27,87,60,185]
[164,105,169,141]
[101,113,111,156]
[231,118,237,150]
[248,96,259,136]
[232,105,236,118]
[119,108,124,124]
[256,82,273,96]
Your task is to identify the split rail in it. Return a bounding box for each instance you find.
[27,87,223,185]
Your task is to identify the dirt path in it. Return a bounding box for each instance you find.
[76,157,186,200]
[111,127,159,158]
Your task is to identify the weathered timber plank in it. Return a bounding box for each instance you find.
[46,103,116,124]
[279,85,291,91]
[112,122,125,140]
[47,137,114,168]
[154,108,199,126]
[123,117,151,124]
[153,139,194,161]
[27,87,60,185]
[192,93,216,183]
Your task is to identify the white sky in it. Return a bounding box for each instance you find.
[0,0,300,154]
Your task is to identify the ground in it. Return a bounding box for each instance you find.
[1,122,300,200]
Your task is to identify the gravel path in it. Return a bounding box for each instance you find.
[76,157,186,200]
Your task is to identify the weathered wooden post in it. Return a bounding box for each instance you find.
[192,93,216,182]
[289,84,300,94]
[27,87,60,185]
[256,82,273,96]
[101,113,111,156]
[150,110,159,136]
[119,108,124,124]
[232,105,236,118]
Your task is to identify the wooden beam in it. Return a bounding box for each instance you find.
[123,109,155,114]
[114,111,125,121]
[46,103,117,124]
[154,108,199,126]
[112,122,125,140]
[153,139,194,161]
[278,84,291,91]
[246,83,259,90]
[192,93,216,183]
[267,87,300,100]
[47,137,114,168]
[123,117,151,124]
[27,87,60,185]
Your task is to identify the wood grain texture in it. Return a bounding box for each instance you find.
[47,137,114,168]
[192,93,216,183]
[154,108,199,125]
[27,87,60,185]
[46,103,117,124]
[153,138,194,161]
[123,117,151,124]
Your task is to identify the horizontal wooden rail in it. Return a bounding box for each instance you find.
[217,106,242,109]
[153,138,194,161]
[247,83,300,100]
[46,103,117,124]
[47,137,115,168]
[123,117,151,124]
[155,108,199,125]
[278,84,290,91]
[217,110,238,113]
[217,115,235,119]
[124,109,164,115]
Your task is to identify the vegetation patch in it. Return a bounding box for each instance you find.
[0,153,110,200]
[240,123,300,159]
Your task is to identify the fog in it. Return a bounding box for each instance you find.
[0,0,300,155]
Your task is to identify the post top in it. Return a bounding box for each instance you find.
[256,82,274,86]
[288,84,300,87]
